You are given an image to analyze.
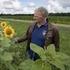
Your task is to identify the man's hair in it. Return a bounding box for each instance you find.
[35,7,48,18]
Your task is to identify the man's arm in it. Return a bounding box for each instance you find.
[53,26,60,51]
[15,26,30,43]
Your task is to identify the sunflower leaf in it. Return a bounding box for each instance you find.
[19,59,34,70]
[30,43,46,60]
[1,52,13,61]
[1,37,11,48]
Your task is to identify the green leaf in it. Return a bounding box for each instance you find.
[44,45,67,70]
[19,59,51,70]
[32,60,43,70]
[44,45,57,63]
[30,43,46,60]
[56,52,70,60]
[1,37,11,48]
[0,37,3,40]
[19,59,34,70]
[49,58,65,70]
[1,52,13,61]
[0,48,4,53]
[46,44,56,56]
[56,52,70,65]
[5,63,16,70]
[34,60,51,70]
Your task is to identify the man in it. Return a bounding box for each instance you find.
[15,7,60,61]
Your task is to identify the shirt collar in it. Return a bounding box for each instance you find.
[35,21,48,27]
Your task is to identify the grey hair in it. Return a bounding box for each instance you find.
[35,7,48,18]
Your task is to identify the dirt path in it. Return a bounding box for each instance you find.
[53,23,70,28]
[0,18,70,27]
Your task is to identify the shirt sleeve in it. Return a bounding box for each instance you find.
[53,26,60,51]
[15,26,30,43]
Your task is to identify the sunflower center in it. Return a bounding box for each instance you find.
[6,28,12,35]
[3,24,5,26]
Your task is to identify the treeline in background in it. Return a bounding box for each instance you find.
[0,13,70,24]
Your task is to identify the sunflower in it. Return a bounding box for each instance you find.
[0,22,7,28]
[3,26,15,38]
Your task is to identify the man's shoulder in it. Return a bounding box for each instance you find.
[48,23,59,31]
[27,22,36,33]
[29,22,36,28]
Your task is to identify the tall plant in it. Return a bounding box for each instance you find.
[19,43,70,70]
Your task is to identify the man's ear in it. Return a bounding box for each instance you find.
[46,18,48,22]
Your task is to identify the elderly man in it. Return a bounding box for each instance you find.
[15,7,60,61]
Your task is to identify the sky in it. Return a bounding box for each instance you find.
[0,0,70,14]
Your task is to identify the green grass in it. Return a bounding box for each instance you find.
[59,27,70,55]
[0,15,70,24]
[49,16,70,24]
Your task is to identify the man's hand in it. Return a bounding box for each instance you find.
[13,37,19,44]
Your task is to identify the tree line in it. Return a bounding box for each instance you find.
[0,13,70,16]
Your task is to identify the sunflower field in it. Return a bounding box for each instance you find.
[0,21,70,70]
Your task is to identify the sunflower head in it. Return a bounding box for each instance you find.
[0,22,7,29]
[3,26,15,38]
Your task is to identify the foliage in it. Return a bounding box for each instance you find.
[0,21,70,70]
[0,21,17,70]
[30,43,70,70]
[16,43,70,70]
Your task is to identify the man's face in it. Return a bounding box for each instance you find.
[33,11,45,23]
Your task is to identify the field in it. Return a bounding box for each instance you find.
[0,18,70,54]
[12,20,70,55]
[0,15,70,25]
[0,16,70,70]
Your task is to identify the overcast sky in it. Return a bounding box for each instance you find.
[0,0,70,14]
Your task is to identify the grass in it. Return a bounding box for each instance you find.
[59,26,70,55]
[49,16,70,24]
[0,15,70,24]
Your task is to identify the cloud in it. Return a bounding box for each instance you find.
[23,6,35,14]
[0,0,36,14]
[28,2,35,7]
[23,2,36,14]
[57,0,70,6]
[0,0,22,14]
[0,0,70,14]
[47,0,70,13]
[46,0,64,13]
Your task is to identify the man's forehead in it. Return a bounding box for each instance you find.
[34,11,43,15]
